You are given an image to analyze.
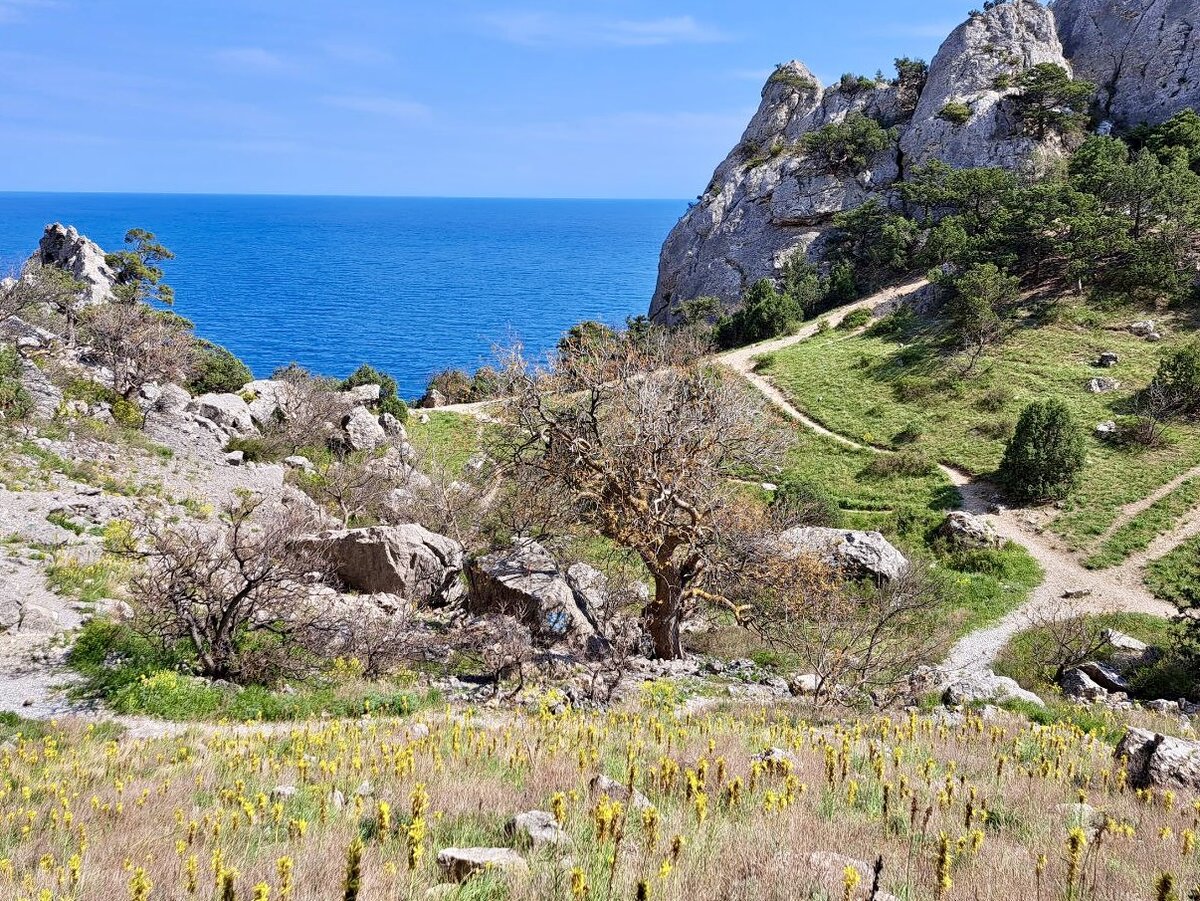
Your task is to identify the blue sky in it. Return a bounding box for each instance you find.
[0,0,977,198]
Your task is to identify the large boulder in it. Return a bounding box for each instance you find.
[28,223,117,306]
[342,406,386,452]
[298,525,465,606]
[436,848,528,883]
[504,811,569,849]
[1053,0,1200,129]
[242,379,292,426]
[186,393,257,437]
[778,526,908,583]
[937,511,1002,549]
[900,0,1072,171]
[1060,666,1108,701]
[1116,728,1200,791]
[942,669,1045,707]
[466,540,603,638]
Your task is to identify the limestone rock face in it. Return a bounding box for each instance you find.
[1053,0,1200,128]
[186,393,258,438]
[29,223,117,306]
[298,525,466,606]
[466,540,603,638]
[900,0,1069,171]
[649,65,905,322]
[778,526,909,583]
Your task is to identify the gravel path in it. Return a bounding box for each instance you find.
[719,280,1177,672]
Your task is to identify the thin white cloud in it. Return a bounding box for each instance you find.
[321,95,431,121]
[0,0,62,24]
[482,12,730,47]
[213,46,291,73]
[321,42,394,66]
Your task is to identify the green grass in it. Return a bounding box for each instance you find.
[67,618,442,722]
[1083,476,1200,569]
[761,307,1200,551]
[407,412,488,476]
[1145,535,1200,611]
[46,552,127,603]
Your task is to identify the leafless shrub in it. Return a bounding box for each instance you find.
[82,302,197,400]
[330,603,428,678]
[473,615,535,699]
[1020,599,1115,684]
[259,365,346,457]
[751,560,953,708]
[297,452,398,527]
[125,494,335,683]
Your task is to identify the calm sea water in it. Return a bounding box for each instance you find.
[0,194,683,399]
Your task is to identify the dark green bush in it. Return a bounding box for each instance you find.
[1149,343,1200,418]
[838,309,873,331]
[715,279,802,349]
[0,346,32,420]
[771,477,843,528]
[343,363,409,421]
[224,436,274,462]
[999,399,1086,503]
[938,101,972,125]
[863,450,937,478]
[189,340,252,395]
[801,113,893,175]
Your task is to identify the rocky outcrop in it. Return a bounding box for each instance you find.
[900,0,1069,170]
[298,525,466,606]
[28,223,117,306]
[942,669,1045,707]
[1052,0,1200,128]
[778,526,909,583]
[466,540,603,639]
[650,0,1198,321]
[1116,728,1200,790]
[186,393,258,438]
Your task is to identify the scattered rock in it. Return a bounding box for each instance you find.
[1129,320,1156,337]
[1062,588,1092,600]
[1060,667,1107,701]
[418,389,446,409]
[1097,352,1119,368]
[1116,728,1200,791]
[283,455,312,471]
[1095,420,1117,438]
[224,450,245,466]
[788,673,819,696]
[346,383,381,404]
[937,511,1001,550]
[1087,377,1120,394]
[803,852,898,901]
[436,848,529,883]
[297,525,465,606]
[589,774,652,811]
[1077,661,1130,694]
[778,526,908,583]
[942,670,1044,708]
[467,540,603,638]
[271,785,298,799]
[187,393,257,437]
[342,406,387,452]
[505,811,569,849]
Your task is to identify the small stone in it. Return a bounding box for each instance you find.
[271,785,298,799]
[354,781,374,797]
[1097,352,1119,368]
[589,774,652,810]
[1130,320,1156,336]
[505,811,569,849]
[436,848,529,883]
[1095,420,1118,437]
[224,450,245,466]
[1062,588,1092,600]
[1087,377,1120,394]
[283,455,312,470]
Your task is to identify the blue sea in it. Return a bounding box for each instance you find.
[0,194,684,399]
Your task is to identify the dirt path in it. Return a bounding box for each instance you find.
[718,280,1176,672]
[1090,464,1200,549]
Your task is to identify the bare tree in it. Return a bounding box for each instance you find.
[299,452,397,527]
[494,328,792,659]
[750,561,953,708]
[126,495,333,682]
[1020,599,1115,684]
[83,303,196,401]
[1,266,88,343]
[258,365,347,457]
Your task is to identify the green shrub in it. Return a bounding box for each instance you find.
[893,421,924,444]
[863,450,936,478]
[188,340,252,395]
[111,670,225,719]
[716,279,802,349]
[771,477,844,528]
[838,309,873,331]
[343,363,410,421]
[223,436,274,463]
[768,65,817,93]
[1148,343,1200,418]
[999,400,1086,503]
[0,346,32,420]
[976,386,1013,412]
[938,101,972,125]
[379,395,409,422]
[801,113,893,175]
[893,376,935,402]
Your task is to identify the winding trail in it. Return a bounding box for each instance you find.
[717,280,1176,672]
[1090,465,1200,548]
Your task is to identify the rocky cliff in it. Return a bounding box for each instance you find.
[28,223,117,306]
[650,0,1200,321]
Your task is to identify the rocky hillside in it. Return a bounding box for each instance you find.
[650,0,1199,321]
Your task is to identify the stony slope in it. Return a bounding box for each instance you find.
[651,0,1200,321]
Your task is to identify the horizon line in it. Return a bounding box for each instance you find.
[0,190,690,203]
